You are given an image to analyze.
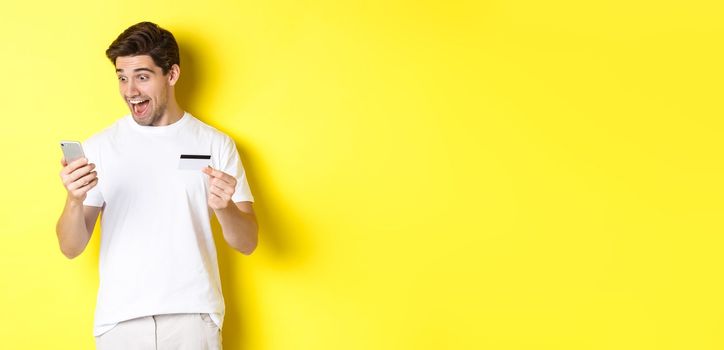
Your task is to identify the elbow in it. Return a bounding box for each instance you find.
[231,240,257,255]
[60,246,83,259]
[58,237,86,259]
[238,232,258,256]
[233,225,258,256]
[56,227,86,259]
[239,245,256,256]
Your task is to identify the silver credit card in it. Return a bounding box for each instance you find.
[178,154,211,170]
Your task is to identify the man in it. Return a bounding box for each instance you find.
[56,21,257,349]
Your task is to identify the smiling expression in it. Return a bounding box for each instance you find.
[115,55,176,126]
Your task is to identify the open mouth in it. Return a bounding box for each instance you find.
[129,98,151,117]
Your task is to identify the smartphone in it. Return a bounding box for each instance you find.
[60,140,86,164]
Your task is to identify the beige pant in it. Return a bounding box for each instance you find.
[95,313,222,350]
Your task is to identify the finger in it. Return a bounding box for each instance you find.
[203,167,236,184]
[79,171,98,185]
[69,176,97,194]
[208,190,223,201]
[79,176,99,190]
[210,179,235,195]
[69,157,88,169]
[68,171,98,191]
[86,177,99,188]
[61,158,67,167]
[209,184,228,198]
[63,165,94,186]
[66,164,96,184]
[61,157,88,175]
[208,185,231,201]
[71,177,98,197]
[203,166,226,180]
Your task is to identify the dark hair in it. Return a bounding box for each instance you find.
[106,22,180,74]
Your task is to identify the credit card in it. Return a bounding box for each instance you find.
[178,154,211,170]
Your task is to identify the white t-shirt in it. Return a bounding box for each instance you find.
[83,112,254,337]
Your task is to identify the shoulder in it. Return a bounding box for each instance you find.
[185,114,235,146]
[83,116,126,149]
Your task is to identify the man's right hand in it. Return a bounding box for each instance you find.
[60,157,98,202]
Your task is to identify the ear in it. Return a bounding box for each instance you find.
[167,64,181,86]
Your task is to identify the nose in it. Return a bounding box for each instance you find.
[123,80,140,98]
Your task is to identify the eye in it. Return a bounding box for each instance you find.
[117,76,127,82]
[139,75,149,81]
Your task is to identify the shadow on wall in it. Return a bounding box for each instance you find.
[175,31,315,349]
[174,32,203,118]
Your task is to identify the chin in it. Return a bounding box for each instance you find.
[132,115,151,126]
[132,111,159,126]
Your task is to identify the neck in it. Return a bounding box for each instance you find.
[153,97,184,126]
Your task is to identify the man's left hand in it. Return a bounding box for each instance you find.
[202,166,237,210]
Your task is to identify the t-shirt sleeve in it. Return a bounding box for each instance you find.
[82,138,105,207]
[218,135,254,203]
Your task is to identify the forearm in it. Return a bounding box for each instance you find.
[214,204,258,255]
[56,197,91,259]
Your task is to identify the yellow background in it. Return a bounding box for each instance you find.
[1,0,723,349]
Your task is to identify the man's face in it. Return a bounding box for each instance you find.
[115,55,170,126]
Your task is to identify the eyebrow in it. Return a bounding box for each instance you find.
[116,68,156,74]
